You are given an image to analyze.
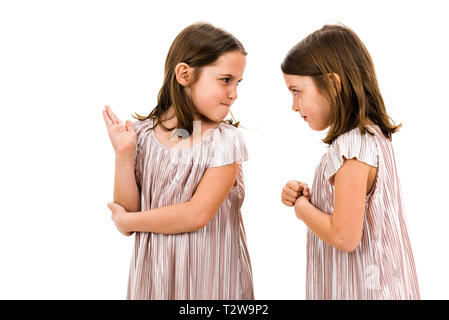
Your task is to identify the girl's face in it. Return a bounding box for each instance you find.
[283,74,332,131]
[187,51,246,123]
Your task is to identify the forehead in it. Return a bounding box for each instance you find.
[204,51,246,77]
[283,74,315,88]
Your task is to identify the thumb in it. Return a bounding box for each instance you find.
[125,120,135,133]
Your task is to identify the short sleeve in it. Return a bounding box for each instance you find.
[207,124,248,168]
[325,127,378,185]
[132,118,151,192]
[132,118,151,164]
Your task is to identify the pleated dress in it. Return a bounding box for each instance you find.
[306,124,420,299]
[127,118,254,300]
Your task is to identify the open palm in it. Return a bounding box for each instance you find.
[102,105,137,156]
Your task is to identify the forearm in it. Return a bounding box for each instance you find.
[113,155,141,212]
[295,199,344,250]
[123,201,204,235]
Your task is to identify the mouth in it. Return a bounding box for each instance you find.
[221,103,231,107]
[302,116,307,120]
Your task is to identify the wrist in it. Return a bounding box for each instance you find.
[294,196,309,220]
[121,211,140,233]
[115,153,134,164]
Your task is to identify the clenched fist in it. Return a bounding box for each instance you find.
[281,180,311,207]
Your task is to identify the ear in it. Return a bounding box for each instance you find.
[175,62,193,87]
[329,73,342,95]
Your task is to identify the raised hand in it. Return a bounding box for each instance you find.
[102,105,137,157]
[281,180,311,207]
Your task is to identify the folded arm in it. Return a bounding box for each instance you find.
[295,158,375,252]
[121,163,240,234]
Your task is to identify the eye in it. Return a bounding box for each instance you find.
[291,89,299,96]
[220,78,230,83]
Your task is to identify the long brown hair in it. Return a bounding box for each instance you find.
[281,23,401,145]
[134,22,246,134]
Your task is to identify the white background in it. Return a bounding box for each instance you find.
[0,0,448,299]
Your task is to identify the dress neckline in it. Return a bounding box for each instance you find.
[149,118,225,151]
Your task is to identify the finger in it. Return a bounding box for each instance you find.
[282,193,298,203]
[104,105,116,124]
[303,187,310,197]
[296,182,310,196]
[281,199,294,207]
[282,192,298,202]
[104,105,117,125]
[282,200,293,206]
[283,186,300,198]
[287,180,302,193]
[297,181,308,189]
[105,106,122,125]
[103,110,113,128]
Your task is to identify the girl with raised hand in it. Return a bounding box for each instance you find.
[103,22,253,300]
[280,24,420,299]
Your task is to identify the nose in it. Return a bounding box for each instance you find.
[292,103,299,112]
[228,85,238,101]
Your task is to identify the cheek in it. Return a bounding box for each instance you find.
[212,84,227,98]
[309,94,329,115]
[199,84,224,103]
[300,97,313,113]
[191,87,210,107]
[319,97,331,117]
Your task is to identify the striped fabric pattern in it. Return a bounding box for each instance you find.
[127,118,254,300]
[306,124,420,299]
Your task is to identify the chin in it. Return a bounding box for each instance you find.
[205,114,226,123]
[313,123,331,131]
[213,112,229,122]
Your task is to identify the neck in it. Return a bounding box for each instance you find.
[162,105,219,127]
[193,112,220,127]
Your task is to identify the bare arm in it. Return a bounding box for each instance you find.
[294,158,375,252]
[103,105,141,213]
[114,155,141,212]
[120,163,240,234]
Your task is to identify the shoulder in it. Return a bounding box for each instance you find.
[325,126,378,183]
[207,122,248,168]
[210,122,246,145]
[132,117,153,135]
[131,118,154,152]
[331,126,377,151]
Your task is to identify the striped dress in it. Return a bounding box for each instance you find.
[306,124,420,299]
[127,118,254,300]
